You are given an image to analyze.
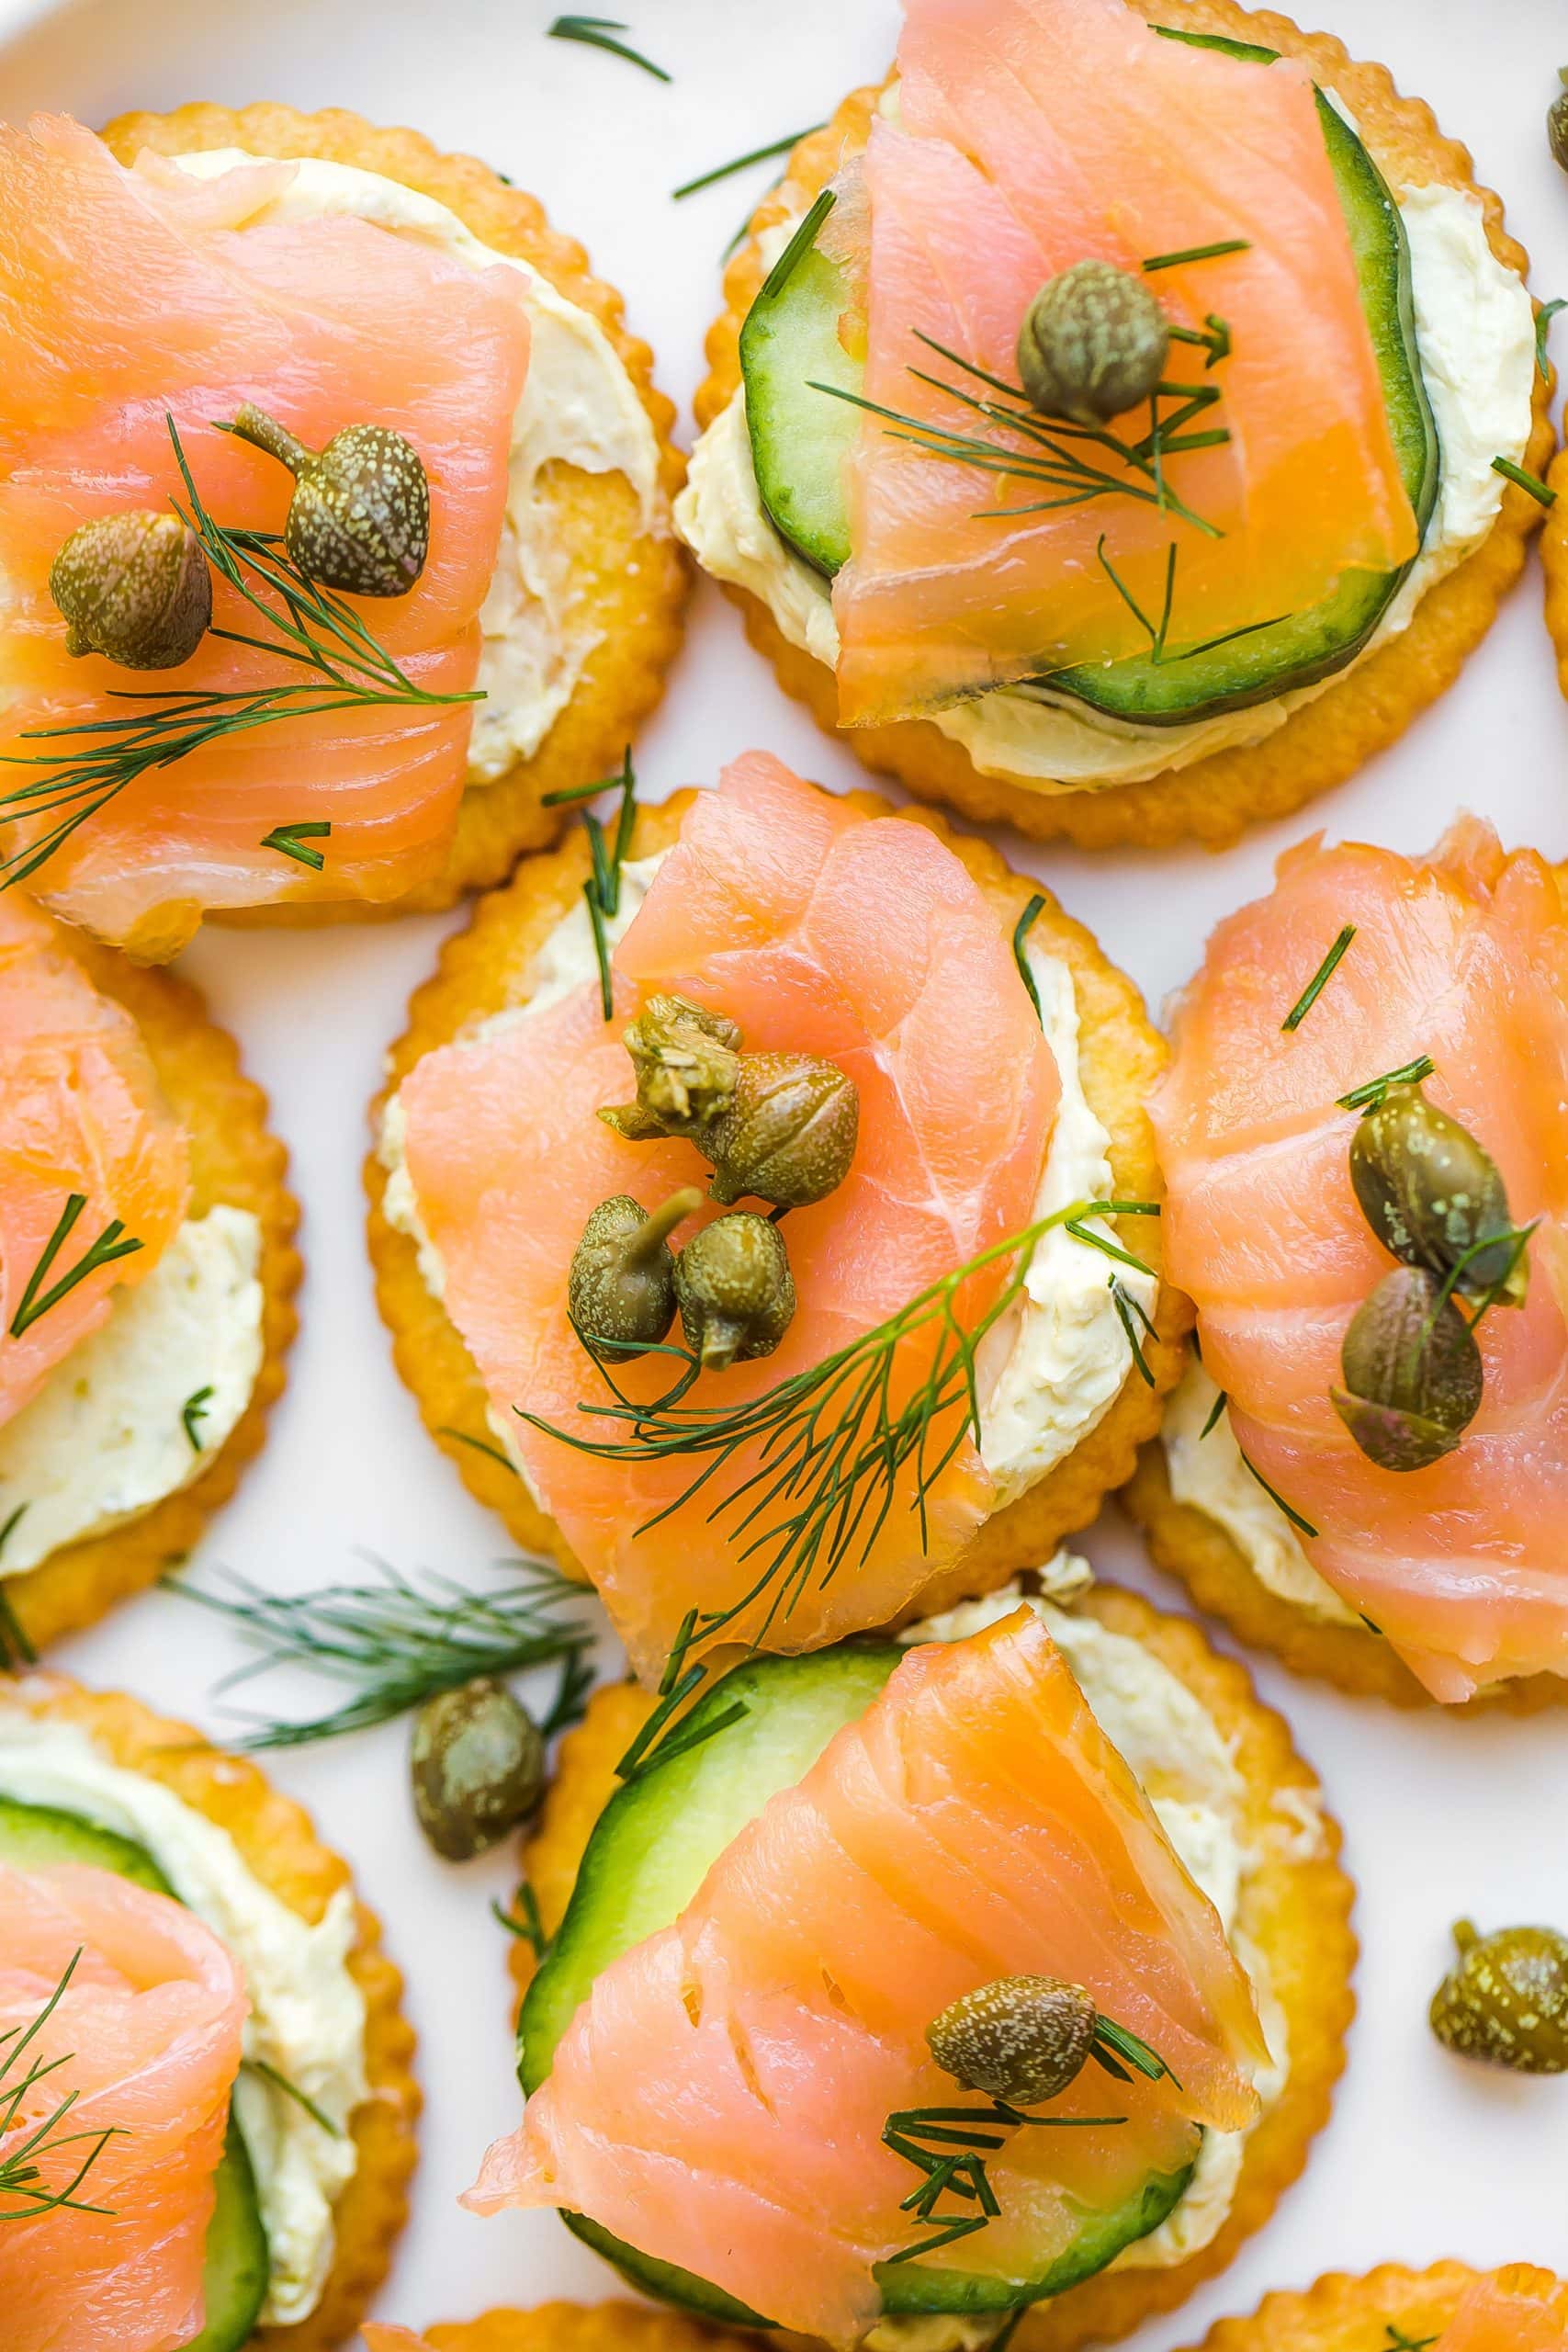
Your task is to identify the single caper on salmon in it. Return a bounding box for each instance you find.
[927,1975,1099,2107]
[600,995,742,1144]
[1429,1918,1568,2075]
[675,1210,795,1373]
[569,1189,703,1361]
[410,1676,546,1861]
[1349,1081,1527,1305]
[220,402,430,594]
[50,509,212,670]
[1015,260,1169,425]
[1551,68,1568,175]
[703,1052,860,1208]
[1329,1264,1483,1474]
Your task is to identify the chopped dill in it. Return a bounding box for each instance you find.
[1337,1055,1436,1113]
[1280,923,1356,1032]
[673,128,823,200]
[1200,1386,1228,1440]
[1011,894,1046,1023]
[1237,1450,1318,1538]
[9,1194,142,1339]
[243,2056,341,2139]
[1536,298,1566,379]
[1492,455,1556,507]
[182,1385,214,1453]
[547,15,670,80]
[492,1882,548,1957]
[438,1425,523,1478]
[261,820,331,872]
[758,186,836,305]
[1,1952,122,2221]
[543,747,639,1022]
[615,1609,750,1781]
[1142,238,1251,273]
[1109,1277,1157,1386]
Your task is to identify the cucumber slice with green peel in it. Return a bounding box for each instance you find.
[739,34,1439,727]
[0,1793,271,2352]
[522,1646,1199,2327]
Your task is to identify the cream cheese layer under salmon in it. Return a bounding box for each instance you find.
[0,1861,247,2352]
[396,753,1057,1678]
[829,0,1415,725]
[0,895,186,1427]
[0,116,528,955]
[467,1611,1263,2346]
[1153,820,1568,1702]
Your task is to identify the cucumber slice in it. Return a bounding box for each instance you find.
[739,37,1439,727]
[0,1794,271,2352]
[523,1648,1197,2327]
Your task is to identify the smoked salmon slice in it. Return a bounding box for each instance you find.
[0,117,529,955]
[1440,2268,1568,2350]
[0,894,187,1430]
[395,753,1057,1677]
[466,1611,1263,2344]
[830,0,1415,723]
[1152,820,1568,1702]
[0,1860,247,2352]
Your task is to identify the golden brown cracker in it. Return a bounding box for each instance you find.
[1172,2262,1567,2352]
[99,103,689,922]
[412,2301,755,2352]
[1,928,299,1655]
[366,783,1189,1632]
[509,1587,1354,2351]
[694,6,1552,851]
[0,1674,420,2352]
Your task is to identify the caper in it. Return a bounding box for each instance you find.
[674,1210,795,1373]
[1016,261,1170,425]
[1349,1082,1526,1305]
[1551,69,1568,175]
[1429,1918,1568,2075]
[1329,1265,1483,1474]
[49,510,212,670]
[410,1677,545,1861]
[703,1053,860,1209]
[569,1188,703,1361]
[600,995,742,1144]
[221,402,430,595]
[927,1975,1099,2107]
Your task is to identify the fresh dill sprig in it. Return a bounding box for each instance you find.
[673,128,824,201]
[614,1608,751,1781]
[1168,312,1231,368]
[547,15,669,79]
[1089,535,1290,672]
[1200,1386,1228,1440]
[1492,455,1556,507]
[182,1385,214,1453]
[438,1424,523,1477]
[543,748,639,1022]
[1238,1450,1318,1538]
[1109,1278,1157,1387]
[1536,298,1565,379]
[1011,895,1046,1024]
[0,1951,122,2222]
[525,1197,1161,1660]
[1281,924,1356,1033]
[1382,2329,1439,2352]
[492,1882,548,1957]
[168,1557,598,1748]
[261,820,331,873]
[1142,238,1250,273]
[1337,1055,1436,1113]
[243,2057,341,2139]
[8,1194,142,1340]
[0,416,482,894]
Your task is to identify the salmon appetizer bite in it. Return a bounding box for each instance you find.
[489,1570,1352,2352]
[1169,2263,1568,2352]
[682,0,1549,850]
[0,895,295,1657]
[0,107,683,956]
[368,752,1185,1680]
[0,1675,420,2352]
[1126,820,1568,1708]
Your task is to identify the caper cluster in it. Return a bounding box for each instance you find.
[1330,1081,1527,1473]
[570,997,861,1375]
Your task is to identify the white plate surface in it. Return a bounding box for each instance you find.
[4,0,1568,2340]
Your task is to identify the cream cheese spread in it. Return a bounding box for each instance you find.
[170,150,666,782]
[378,861,1150,1509]
[0,1705,367,2324]
[676,184,1534,792]
[0,1206,265,1579]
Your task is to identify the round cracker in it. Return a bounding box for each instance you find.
[413,2302,753,2352]
[366,782,1189,1634]
[0,1672,420,2352]
[1,926,299,1655]
[694,2,1552,852]
[1122,1430,1565,1714]
[1172,2262,1568,2352]
[98,103,689,926]
[507,1587,1353,2352]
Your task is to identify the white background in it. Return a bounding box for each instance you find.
[2,0,1566,2339]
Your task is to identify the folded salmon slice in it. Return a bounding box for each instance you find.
[0,895,187,1429]
[0,1860,248,2352]
[467,1611,1263,2344]
[1441,2269,1568,2350]
[0,117,529,954]
[397,753,1057,1677]
[831,0,1415,723]
[1152,819,1568,1702]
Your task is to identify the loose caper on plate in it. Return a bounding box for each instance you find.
[1430,1918,1568,2074]
[411,1675,547,1861]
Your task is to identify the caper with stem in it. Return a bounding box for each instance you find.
[1329,1264,1483,1473]
[1429,1918,1568,2074]
[410,1676,545,1861]
[49,509,212,670]
[1016,261,1170,426]
[927,1975,1100,2107]
[675,1210,795,1373]
[569,1188,703,1361]
[703,1052,860,1208]
[1349,1081,1527,1306]
[220,402,430,595]
[599,995,742,1144]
